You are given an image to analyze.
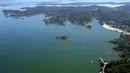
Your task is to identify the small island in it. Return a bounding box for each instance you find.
[56,36,72,40]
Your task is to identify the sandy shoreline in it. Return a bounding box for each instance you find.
[102,23,130,35]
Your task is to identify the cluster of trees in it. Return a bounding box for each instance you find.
[2,5,130,27]
[105,33,130,73]
[43,10,92,26]
[92,8,130,26]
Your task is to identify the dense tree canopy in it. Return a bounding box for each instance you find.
[2,5,130,26]
[106,34,130,73]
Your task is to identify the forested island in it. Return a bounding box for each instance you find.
[1,4,130,73]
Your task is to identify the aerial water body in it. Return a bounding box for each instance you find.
[0,5,121,73]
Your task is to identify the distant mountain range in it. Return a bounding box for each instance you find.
[37,2,130,5]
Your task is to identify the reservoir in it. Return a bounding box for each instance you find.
[0,7,120,73]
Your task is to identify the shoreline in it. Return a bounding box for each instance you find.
[102,23,130,35]
[100,23,130,73]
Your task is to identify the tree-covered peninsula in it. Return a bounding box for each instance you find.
[103,33,130,73]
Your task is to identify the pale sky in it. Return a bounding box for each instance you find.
[1,0,130,3]
[14,0,130,2]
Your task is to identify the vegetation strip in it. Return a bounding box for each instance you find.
[99,33,130,73]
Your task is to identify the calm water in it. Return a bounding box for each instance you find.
[0,8,120,73]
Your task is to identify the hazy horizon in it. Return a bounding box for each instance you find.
[1,0,130,3]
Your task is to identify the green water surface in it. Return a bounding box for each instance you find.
[0,9,120,73]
